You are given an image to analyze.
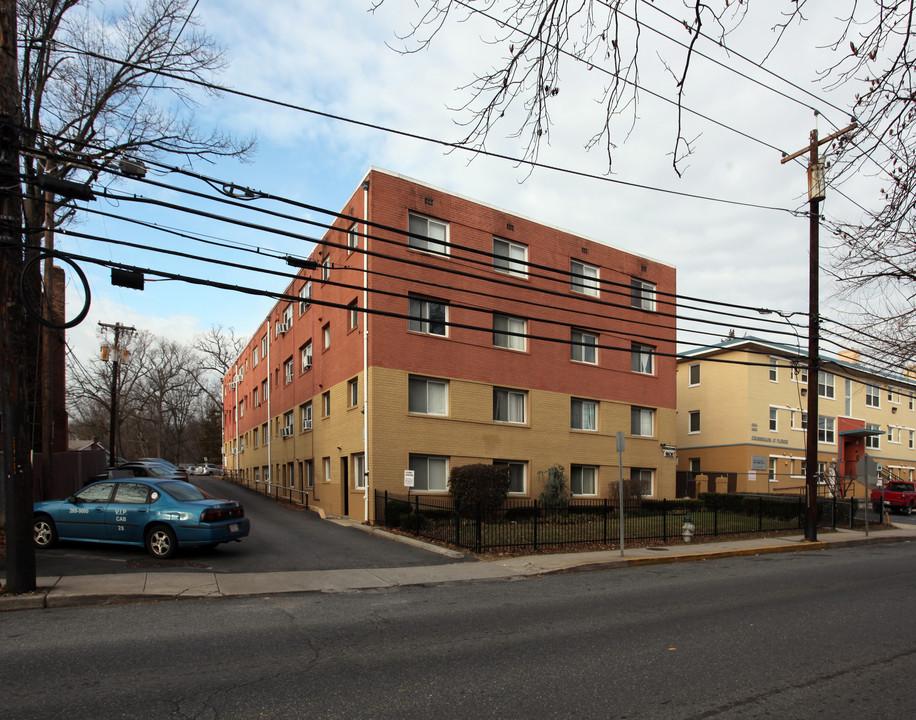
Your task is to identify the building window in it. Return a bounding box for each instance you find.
[306,460,314,488]
[818,416,836,444]
[688,410,701,434]
[354,453,366,489]
[493,314,526,351]
[409,454,448,492]
[301,341,312,372]
[323,457,331,483]
[252,387,259,407]
[866,384,881,408]
[253,427,259,448]
[866,422,881,449]
[282,303,293,327]
[321,256,330,280]
[631,278,656,311]
[818,371,835,399]
[570,260,599,297]
[688,363,700,386]
[769,357,779,382]
[253,467,260,483]
[348,223,359,252]
[493,237,528,278]
[494,460,526,494]
[348,377,359,407]
[239,399,245,418]
[282,411,294,436]
[261,380,267,404]
[571,329,597,364]
[261,422,268,441]
[769,407,778,431]
[631,343,654,374]
[252,346,259,367]
[630,406,654,437]
[768,458,777,482]
[349,300,359,330]
[791,410,808,431]
[322,391,331,417]
[493,388,526,424]
[408,297,448,336]
[408,213,449,255]
[408,376,448,415]
[322,323,330,350]
[299,281,311,314]
[301,402,312,431]
[571,465,597,496]
[572,398,598,431]
[261,334,268,357]
[909,430,914,450]
[284,358,294,385]
[629,468,654,496]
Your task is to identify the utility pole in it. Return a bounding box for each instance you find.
[100,322,135,466]
[1,0,37,593]
[782,120,857,542]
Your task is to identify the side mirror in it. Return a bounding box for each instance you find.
[67,495,77,503]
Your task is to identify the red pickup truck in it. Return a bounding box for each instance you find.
[871,480,916,516]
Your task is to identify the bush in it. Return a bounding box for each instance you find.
[538,464,570,509]
[385,499,412,527]
[504,506,540,522]
[449,463,511,514]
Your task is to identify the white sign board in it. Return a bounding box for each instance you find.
[403,470,415,488]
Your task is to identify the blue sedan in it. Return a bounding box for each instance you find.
[33,478,251,558]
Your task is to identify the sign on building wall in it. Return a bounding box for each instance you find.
[751,456,767,471]
[404,470,415,488]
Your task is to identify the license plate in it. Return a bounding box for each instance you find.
[229,523,239,533]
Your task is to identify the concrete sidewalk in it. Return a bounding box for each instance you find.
[2,525,914,612]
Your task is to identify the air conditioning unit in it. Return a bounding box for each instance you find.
[231,449,238,455]
[275,321,290,337]
[228,381,237,389]
[280,426,293,437]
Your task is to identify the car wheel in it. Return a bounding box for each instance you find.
[33,516,58,548]
[145,525,178,559]
[905,504,913,516]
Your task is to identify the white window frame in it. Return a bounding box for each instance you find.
[631,343,654,374]
[494,460,527,495]
[348,377,359,407]
[283,303,293,327]
[323,323,331,350]
[408,376,449,416]
[688,410,701,434]
[322,391,331,417]
[409,454,449,492]
[323,457,331,483]
[571,398,598,431]
[769,356,779,382]
[284,358,293,385]
[818,416,836,444]
[866,384,881,408]
[570,465,597,496]
[818,371,835,399]
[354,453,366,489]
[630,406,654,437]
[493,387,527,424]
[349,301,359,330]
[571,329,598,364]
[408,213,449,255]
[301,402,312,431]
[283,411,294,435]
[348,223,359,252]
[252,346,259,367]
[688,363,700,387]
[866,422,881,449]
[493,314,526,351]
[408,297,448,337]
[769,407,778,432]
[321,256,330,280]
[631,278,656,311]
[570,260,600,297]
[629,468,654,497]
[301,341,312,372]
[299,281,311,315]
[493,237,528,278]
[261,334,268,357]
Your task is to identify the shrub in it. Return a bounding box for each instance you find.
[504,506,540,522]
[538,464,570,509]
[449,463,511,514]
[385,499,412,527]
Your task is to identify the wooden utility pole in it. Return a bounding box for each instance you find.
[782,120,857,542]
[1,0,37,593]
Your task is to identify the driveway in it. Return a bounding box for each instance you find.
[7,476,473,576]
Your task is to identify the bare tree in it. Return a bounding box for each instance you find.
[382,1,916,358]
[193,323,244,406]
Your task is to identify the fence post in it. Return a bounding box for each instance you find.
[533,499,539,551]
[603,498,608,544]
[662,499,668,543]
[475,500,482,553]
[414,494,420,536]
[455,500,461,548]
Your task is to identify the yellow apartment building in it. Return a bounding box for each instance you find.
[676,337,916,497]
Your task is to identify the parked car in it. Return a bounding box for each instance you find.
[89,460,189,484]
[870,480,916,515]
[138,458,190,479]
[195,463,223,476]
[33,478,250,558]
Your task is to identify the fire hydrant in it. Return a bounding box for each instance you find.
[682,513,695,543]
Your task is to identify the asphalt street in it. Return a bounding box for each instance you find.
[3,542,914,719]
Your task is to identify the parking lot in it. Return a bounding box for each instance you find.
[7,475,473,577]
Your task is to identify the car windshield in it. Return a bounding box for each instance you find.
[886,482,911,492]
[158,481,213,502]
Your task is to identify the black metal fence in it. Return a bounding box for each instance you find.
[375,491,858,553]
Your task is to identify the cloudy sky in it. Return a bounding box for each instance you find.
[62,1,876,365]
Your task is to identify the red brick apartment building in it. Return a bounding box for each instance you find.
[222,168,677,521]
